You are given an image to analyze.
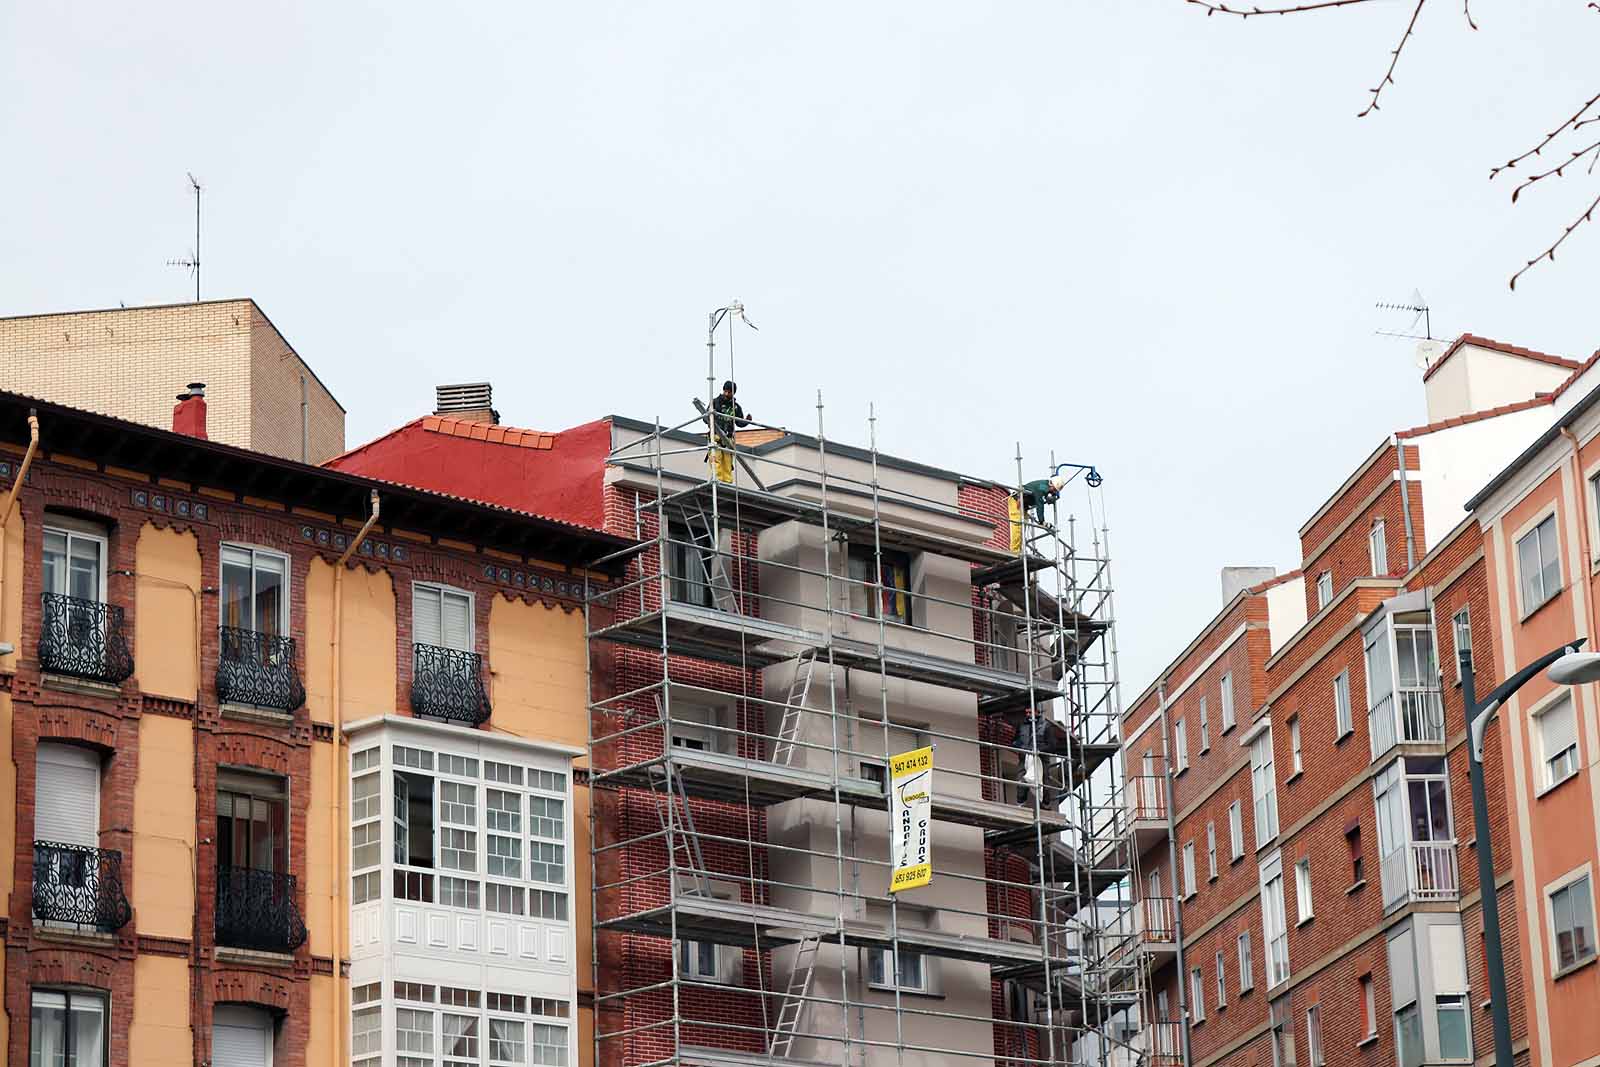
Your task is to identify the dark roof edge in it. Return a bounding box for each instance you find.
[1464,373,1600,513]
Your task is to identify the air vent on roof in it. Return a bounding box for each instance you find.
[434,382,498,425]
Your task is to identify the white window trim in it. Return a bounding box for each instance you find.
[1237,931,1254,992]
[1182,841,1197,899]
[1544,862,1597,977]
[1512,508,1562,620]
[1334,670,1353,740]
[1215,949,1227,1009]
[1288,715,1302,777]
[1451,607,1472,684]
[413,580,477,651]
[1295,857,1314,924]
[1189,966,1205,1023]
[1199,696,1210,752]
[1531,691,1580,795]
[1206,821,1217,880]
[1221,672,1236,732]
[1174,718,1189,774]
[42,521,110,603]
[1316,571,1332,609]
[867,946,930,994]
[219,542,292,635]
[1369,519,1387,576]
[1229,800,1244,861]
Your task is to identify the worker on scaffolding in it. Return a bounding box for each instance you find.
[1011,708,1071,808]
[1008,474,1069,553]
[707,380,749,484]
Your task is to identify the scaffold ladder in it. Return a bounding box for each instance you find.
[652,750,710,897]
[771,649,817,767]
[769,934,820,1057]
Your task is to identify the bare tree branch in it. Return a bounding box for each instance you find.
[1508,140,1600,201]
[1490,91,1600,178]
[1511,189,1600,289]
[1463,0,1477,30]
[1185,0,1382,15]
[1357,0,1429,117]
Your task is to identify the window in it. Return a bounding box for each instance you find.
[848,545,913,626]
[1270,997,1297,1067]
[1538,696,1580,791]
[220,545,289,636]
[861,761,887,789]
[1199,696,1210,751]
[1251,729,1278,847]
[1452,607,1472,681]
[1346,824,1364,886]
[1316,571,1332,609]
[867,947,926,993]
[1261,854,1290,986]
[1221,672,1236,731]
[1206,822,1217,880]
[1549,872,1596,972]
[530,1023,569,1066]
[1215,950,1227,1009]
[1174,718,1188,773]
[444,1013,480,1067]
[1288,715,1302,776]
[396,1007,434,1066]
[217,768,288,877]
[414,582,474,652]
[490,1018,527,1066]
[1334,671,1352,739]
[665,519,716,607]
[353,1005,381,1067]
[1238,931,1253,992]
[487,789,522,879]
[1437,995,1470,1060]
[1361,974,1376,1038]
[35,742,100,848]
[1369,520,1388,576]
[1295,858,1313,923]
[1394,1002,1423,1067]
[31,990,106,1067]
[1305,1005,1324,1067]
[680,938,719,979]
[42,520,107,603]
[1517,514,1562,614]
[1182,842,1196,898]
[1229,800,1244,861]
[1190,966,1206,1023]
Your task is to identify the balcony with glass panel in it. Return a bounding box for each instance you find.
[1375,757,1459,912]
[1365,612,1444,761]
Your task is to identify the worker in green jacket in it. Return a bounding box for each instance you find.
[1009,474,1069,551]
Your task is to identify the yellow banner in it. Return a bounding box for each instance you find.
[889,746,933,892]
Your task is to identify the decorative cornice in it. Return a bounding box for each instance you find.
[136,934,192,958]
[141,693,196,719]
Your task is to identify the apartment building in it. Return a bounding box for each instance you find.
[328,392,1134,1067]
[0,300,346,463]
[1464,369,1600,1067]
[1125,335,1600,1067]
[0,386,625,1065]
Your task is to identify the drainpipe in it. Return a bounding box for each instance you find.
[1562,428,1598,643]
[300,374,310,464]
[1157,680,1192,1067]
[0,410,40,660]
[1395,436,1417,572]
[330,490,379,1067]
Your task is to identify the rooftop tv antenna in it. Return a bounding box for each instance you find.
[166,173,201,302]
[1375,290,1432,342]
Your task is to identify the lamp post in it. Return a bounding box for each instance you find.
[1461,638,1597,1067]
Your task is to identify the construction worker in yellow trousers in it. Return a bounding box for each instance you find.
[1009,475,1069,552]
[708,380,748,484]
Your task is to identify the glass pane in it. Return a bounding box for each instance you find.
[1541,520,1562,599]
[1519,530,1542,605]
[68,536,101,601]
[71,996,106,1066]
[30,996,66,1067]
[1396,631,1421,688]
[1427,779,1449,839]
[222,557,252,631]
[1437,1005,1469,1060]
[1571,878,1595,962]
[42,531,66,596]
[255,555,285,636]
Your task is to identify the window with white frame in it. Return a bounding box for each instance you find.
[1316,571,1332,609]
[1200,696,1210,751]
[1517,514,1562,615]
[352,1005,381,1067]
[1288,715,1302,776]
[1251,728,1279,847]
[1174,718,1188,773]
[1261,853,1290,987]
[1369,520,1388,576]
[1295,858,1313,923]
[31,990,106,1067]
[1215,950,1227,1009]
[867,947,927,993]
[1334,671,1352,739]
[1182,842,1196,898]
[1229,800,1244,861]
[1190,966,1205,1023]
[1437,994,1470,1061]
[1306,1005,1324,1067]
[1452,607,1472,681]
[414,582,474,652]
[1270,997,1297,1067]
[1548,871,1596,973]
[1207,821,1217,880]
[42,518,108,604]
[680,936,720,979]
[444,1012,481,1067]
[1537,696,1580,791]
[1395,1001,1423,1067]
[1361,974,1376,1038]
[530,1021,570,1066]
[1238,931,1254,992]
[220,544,289,637]
[1221,671,1236,731]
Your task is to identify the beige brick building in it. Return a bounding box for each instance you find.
[0,299,344,462]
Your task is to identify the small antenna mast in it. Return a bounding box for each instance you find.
[1375,290,1431,341]
[166,173,202,302]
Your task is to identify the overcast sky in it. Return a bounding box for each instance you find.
[4,1,1598,695]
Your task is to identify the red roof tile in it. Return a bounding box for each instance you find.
[1421,333,1578,383]
[420,415,557,450]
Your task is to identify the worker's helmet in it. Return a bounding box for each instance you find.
[722,381,736,393]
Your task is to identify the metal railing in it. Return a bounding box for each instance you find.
[32,841,132,932]
[38,593,134,684]
[217,627,306,711]
[1138,896,1176,944]
[215,865,308,953]
[1382,839,1460,910]
[1368,685,1445,759]
[1126,774,1166,823]
[411,643,491,725]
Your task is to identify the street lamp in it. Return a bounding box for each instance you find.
[1462,638,1598,1067]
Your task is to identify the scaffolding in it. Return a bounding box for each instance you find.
[585,400,1157,1067]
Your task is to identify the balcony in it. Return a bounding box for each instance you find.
[32,841,132,932]
[1126,773,1168,854]
[1381,840,1460,911]
[38,593,134,685]
[215,865,308,954]
[1368,685,1445,760]
[411,643,491,726]
[216,627,306,712]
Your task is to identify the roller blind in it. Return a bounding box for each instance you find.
[35,743,98,846]
[212,1006,273,1067]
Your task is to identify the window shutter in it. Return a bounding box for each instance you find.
[212,1006,273,1067]
[442,590,473,652]
[1543,699,1577,760]
[413,586,443,648]
[35,743,99,846]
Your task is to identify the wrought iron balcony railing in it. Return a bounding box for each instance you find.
[217,627,306,711]
[38,593,134,685]
[411,643,491,725]
[32,841,132,932]
[215,865,308,954]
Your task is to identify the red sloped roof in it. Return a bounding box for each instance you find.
[326,416,613,531]
[1421,333,1578,383]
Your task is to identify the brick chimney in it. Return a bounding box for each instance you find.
[172,382,208,440]
[434,382,498,425]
